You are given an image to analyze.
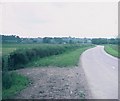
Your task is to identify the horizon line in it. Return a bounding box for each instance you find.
[0,34,117,39]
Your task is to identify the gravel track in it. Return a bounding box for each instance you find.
[14,59,92,99]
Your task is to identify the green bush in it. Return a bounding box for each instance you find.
[2,72,13,89]
[2,72,29,99]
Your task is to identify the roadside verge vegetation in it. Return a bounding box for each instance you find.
[2,72,29,99]
[3,44,83,71]
[104,44,120,58]
[2,44,94,99]
[27,45,94,67]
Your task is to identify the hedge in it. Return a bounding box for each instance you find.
[2,44,81,71]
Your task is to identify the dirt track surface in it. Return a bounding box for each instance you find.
[14,65,92,99]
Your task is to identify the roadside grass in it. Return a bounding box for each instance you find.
[2,72,29,99]
[2,44,94,99]
[104,44,120,58]
[27,45,94,67]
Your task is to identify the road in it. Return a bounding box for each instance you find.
[81,46,118,99]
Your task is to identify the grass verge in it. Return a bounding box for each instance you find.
[2,44,94,99]
[2,72,29,99]
[104,44,120,58]
[27,45,94,67]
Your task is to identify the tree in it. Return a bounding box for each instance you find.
[43,37,52,43]
[91,38,107,44]
[54,37,63,44]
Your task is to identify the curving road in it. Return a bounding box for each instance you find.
[81,46,118,99]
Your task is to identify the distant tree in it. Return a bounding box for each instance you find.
[108,38,117,44]
[16,36,21,42]
[83,38,87,43]
[92,38,107,44]
[2,35,21,43]
[54,37,63,44]
[69,40,73,44]
[43,37,52,43]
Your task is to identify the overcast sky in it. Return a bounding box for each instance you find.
[1,2,118,38]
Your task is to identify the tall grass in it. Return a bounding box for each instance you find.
[2,72,29,99]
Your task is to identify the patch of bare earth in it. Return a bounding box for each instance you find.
[14,61,92,99]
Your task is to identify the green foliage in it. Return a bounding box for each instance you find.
[104,45,120,58]
[27,45,94,67]
[2,44,82,70]
[108,38,118,44]
[2,35,21,43]
[2,72,13,89]
[43,37,52,43]
[53,37,63,44]
[92,38,119,45]
[2,72,29,99]
[92,38,108,44]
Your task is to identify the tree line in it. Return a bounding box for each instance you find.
[1,35,120,45]
[91,38,120,44]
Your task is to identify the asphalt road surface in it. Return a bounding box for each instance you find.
[81,46,118,99]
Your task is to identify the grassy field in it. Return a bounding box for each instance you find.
[2,72,29,99]
[104,44,120,58]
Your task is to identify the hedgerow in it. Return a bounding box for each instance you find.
[2,44,81,71]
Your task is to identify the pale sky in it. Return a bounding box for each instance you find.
[0,2,118,38]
